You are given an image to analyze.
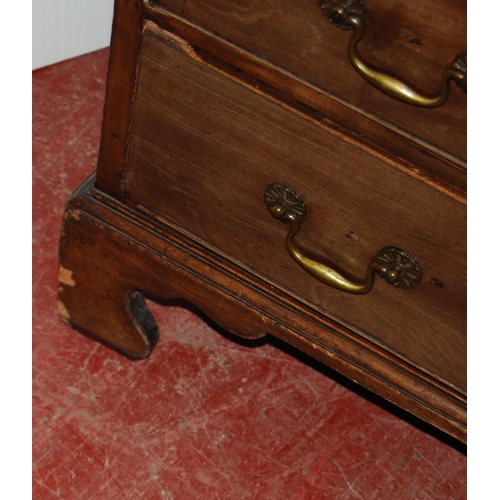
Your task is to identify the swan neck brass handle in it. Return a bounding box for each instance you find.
[265,183,422,295]
[319,0,467,108]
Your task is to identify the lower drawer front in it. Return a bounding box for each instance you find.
[123,26,466,393]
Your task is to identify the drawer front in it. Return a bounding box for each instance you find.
[123,26,466,393]
[151,0,466,164]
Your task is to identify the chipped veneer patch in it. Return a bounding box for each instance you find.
[59,266,76,287]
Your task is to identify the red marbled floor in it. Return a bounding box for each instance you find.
[32,49,466,499]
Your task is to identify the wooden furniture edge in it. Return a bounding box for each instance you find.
[95,0,144,197]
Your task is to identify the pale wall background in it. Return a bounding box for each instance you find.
[32,0,115,70]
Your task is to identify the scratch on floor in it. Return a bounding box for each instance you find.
[337,468,363,500]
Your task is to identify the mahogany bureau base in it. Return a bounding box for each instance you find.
[58,174,465,443]
[56,0,466,445]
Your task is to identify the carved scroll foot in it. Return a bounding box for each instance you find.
[57,177,268,359]
[58,211,159,360]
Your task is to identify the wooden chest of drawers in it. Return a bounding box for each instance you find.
[58,0,466,442]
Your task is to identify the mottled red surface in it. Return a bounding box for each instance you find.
[32,48,466,499]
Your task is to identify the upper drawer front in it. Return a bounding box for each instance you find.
[123,26,466,393]
[152,0,467,164]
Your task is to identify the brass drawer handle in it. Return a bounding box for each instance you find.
[265,183,422,295]
[319,0,467,108]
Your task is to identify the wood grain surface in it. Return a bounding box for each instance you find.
[95,0,144,197]
[122,28,466,393]
[151,0,467,163]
